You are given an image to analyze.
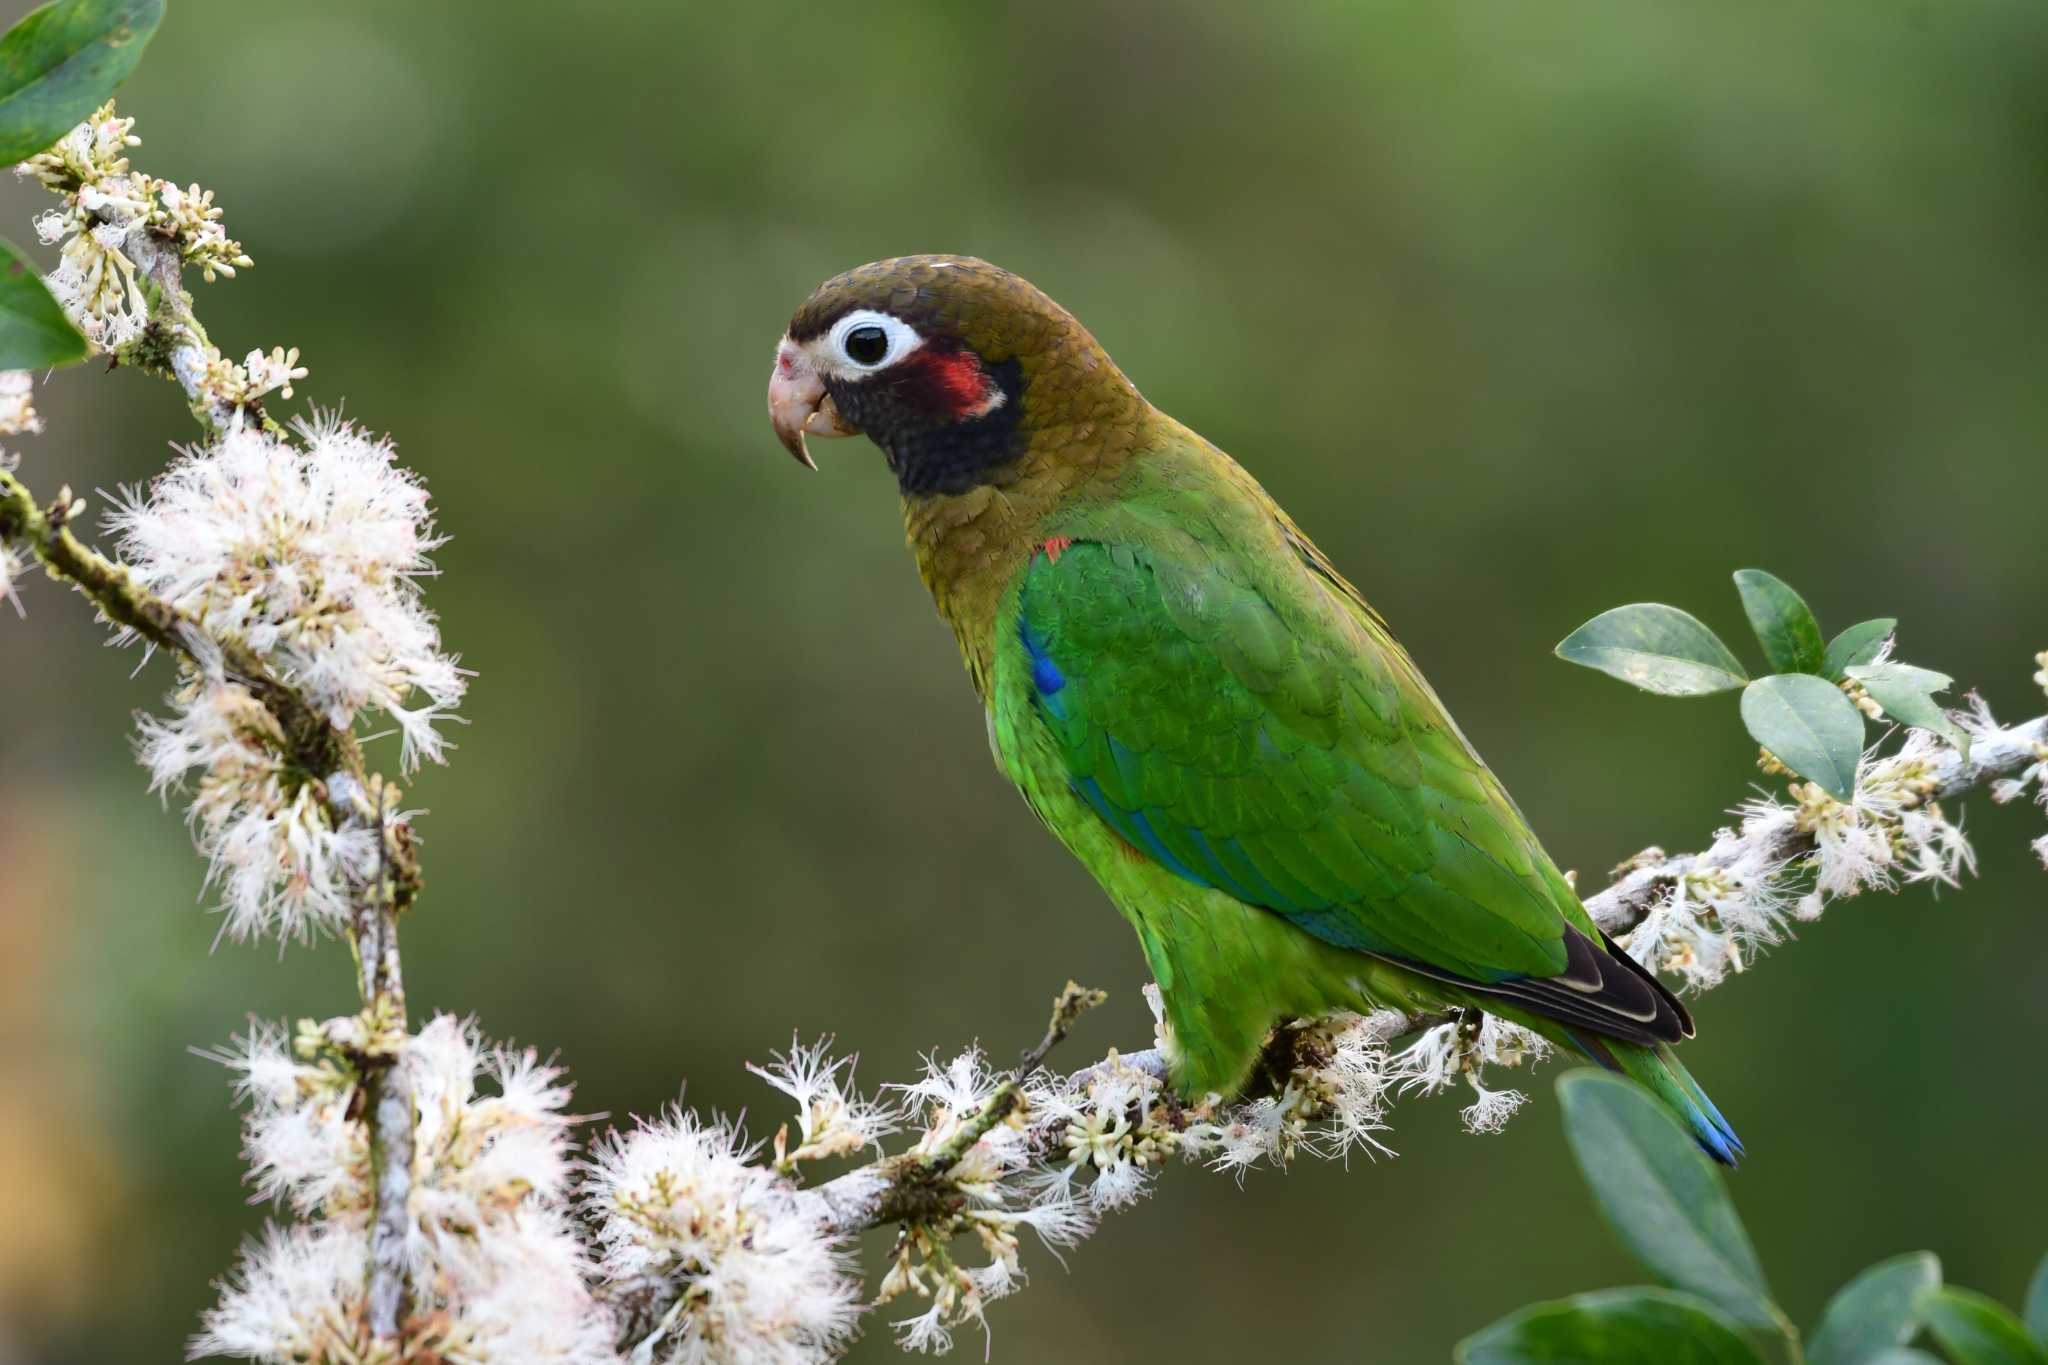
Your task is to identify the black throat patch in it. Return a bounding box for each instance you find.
[837,357,1026,498]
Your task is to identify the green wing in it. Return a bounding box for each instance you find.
[1012,532,1685,1041]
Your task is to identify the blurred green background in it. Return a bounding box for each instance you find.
[1,1,2044,1360]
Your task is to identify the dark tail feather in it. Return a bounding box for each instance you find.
[1567,1031,1744,1166]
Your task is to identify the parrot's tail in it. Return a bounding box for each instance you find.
[1567,1032,1743,1166]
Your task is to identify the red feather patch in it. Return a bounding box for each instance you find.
[926,350,987,410]
[903,345,1001,419]
[1038,536,1074,564]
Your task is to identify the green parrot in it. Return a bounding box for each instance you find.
[768,256,1739,1163]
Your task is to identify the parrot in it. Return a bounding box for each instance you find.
[766,255,1740,1164]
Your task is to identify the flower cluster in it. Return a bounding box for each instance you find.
[135,666,379,942]
[181,343,309,410]
[194,1015,613,1363]
[1618,815,1800,991]
[875,1049,1091,1353]
[108,413,462,940]
[0,370,43,437]
[748,1037,899,1171]
[859,1000,1549,1354]
[111,413,465,766]
[0,369,31,614]
[16,99,140,191]
[155,179,252,281]
[0,537,24,617]
[1186,1007,1413,1170]
[1028,1047,1186,1208]
[583,1109,862,1365]
[1988,690,2048,869]
[17,102,252,353]
[1384,1011,1553,1135]
[1616,724,1977,991]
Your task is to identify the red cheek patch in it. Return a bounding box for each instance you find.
[900,346,1003,420]
[924,349,992,412]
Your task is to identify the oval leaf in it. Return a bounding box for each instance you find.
[1823,617,1896,681]
[1847,661,1970,760]
[2026,1251,2048,1346]
[1556,604,1748,696]
[1741,674,1865,801]
[1735,569,1826,674]
[1456,1287,1766,1365]
[1809,1252,1942,1365]
[0,0,163,165]
[1556,1071,1785,1332]
[1916,1287,2048,1365]
[0,236,84,368]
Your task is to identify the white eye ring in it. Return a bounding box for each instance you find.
[826,309,924,374]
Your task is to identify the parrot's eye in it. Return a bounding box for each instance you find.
[844,326,888,365]
[825,308,923,375]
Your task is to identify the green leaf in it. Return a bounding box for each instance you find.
[0,0,163,165]
[1741,673,1865,801]
[1734,569,1826,674]
[1846,661,1971,761]
[1809,1252,1941,1365]
[1456,1287,1766,1365]
[1863,1352,1946,1364]
[1823,617,1897,681]
[0,235,84,368]
[1556,1071,1786,1333]
[1916,1286,2048,1365]
[1556,604,1748,696]
[2026,1252,2048,1346]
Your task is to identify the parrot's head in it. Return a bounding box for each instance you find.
[768,255,1142,496]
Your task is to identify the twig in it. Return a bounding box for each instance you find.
[1583,714,2048,937]
[353,783,413,1341]
[1020,980,1107,1072]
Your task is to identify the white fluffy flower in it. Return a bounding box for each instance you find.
[1459,1078,1528,1135]
[216,1021,366,1219]
[585,1110,860,1365]
[190,1222,373,1363]
[418,1204,618,1365]
[1389,1022,1460,1096]
[409,1015,580,1246]
[1795,732,1975,901]
[16,100,138,189]
[198,1015,610,1363]
[18,106,152,351]
[1028,1053,1169,1211]
[43,207,149,350]
[1200,1091,1309,1174]
[747,1037,898,1166]
[1384,1013,1543,1138]
[0,370,42,436]
[137,666,378,942]
[108,412,465,771]
[1620,804,1798,990]
[156,180,252,282]
[1187,1011,1408,1174]
[0,540,24,617]
[893,1048,1008,1154]
[21,105,252,353]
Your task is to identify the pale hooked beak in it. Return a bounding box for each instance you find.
[768,337,859,469]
